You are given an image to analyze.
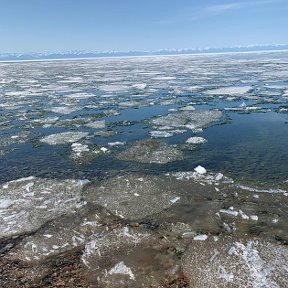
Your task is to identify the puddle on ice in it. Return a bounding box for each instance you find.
[0,52,288,287]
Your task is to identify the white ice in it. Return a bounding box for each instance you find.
[194,165,207,174]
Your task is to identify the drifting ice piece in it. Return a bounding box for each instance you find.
[194,165,207,174]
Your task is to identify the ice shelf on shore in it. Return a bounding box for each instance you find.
[1,171,288,287]
[83,174,183,220]
[0,177,89,237]
[182,236,288,288]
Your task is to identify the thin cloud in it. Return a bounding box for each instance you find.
[155,0,284,25]
[205,3,242,15]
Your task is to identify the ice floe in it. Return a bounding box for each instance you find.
[186,136,207,144]
[50,106,79,115]
[117,139,184,164]
[151,110,223,132]
[206,86,252,95]
[40,131,89,145]
[85,120,105,129]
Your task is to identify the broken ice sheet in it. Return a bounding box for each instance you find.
[81,226,182,288]
[7,203,115,264]
[117,139,184,164]
[182,235,288,288]
[0,177,89,237]
[83,174,181,220]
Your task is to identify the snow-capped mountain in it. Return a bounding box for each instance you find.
[1,44,288,61]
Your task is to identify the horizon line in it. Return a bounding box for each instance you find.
[1,49,288,64]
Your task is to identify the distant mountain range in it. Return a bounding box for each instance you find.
[1,44,288,61]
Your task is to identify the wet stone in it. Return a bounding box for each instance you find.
[117,139,184,164]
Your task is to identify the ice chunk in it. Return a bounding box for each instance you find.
[186,137,207,144]
[85,120,105,129]
[215,173,224,181]
[180,105,195,111]
[194,165,207,174]
[250,215,258,221]
[0,198,14,209]
[240,102,247,108]
[66,92,95,99]
[219,209,239,217]
[150,131,173,138]
[71,143,90,155]
[100,147,109,153]
[206,86,252,95]
[50,106,79,115]
[170,196,180,204]
[151,110,223,132]
[40,132,89,145]
[239,210,250,220]
[131,83,147,90]
[108,261,135,280]
[194,234,208,241]
[108,141,126,146]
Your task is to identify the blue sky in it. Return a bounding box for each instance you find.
[0,0,287,53]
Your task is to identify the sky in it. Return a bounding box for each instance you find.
[0,0,287,53]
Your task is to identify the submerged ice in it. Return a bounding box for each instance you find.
[117,139,184,164]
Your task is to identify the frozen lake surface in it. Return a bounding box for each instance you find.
[0,52,288,287]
